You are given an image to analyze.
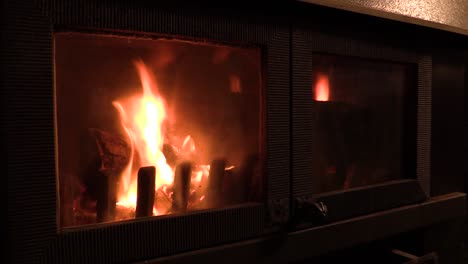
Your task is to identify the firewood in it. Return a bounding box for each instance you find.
[172,162,192,214]
[88,128,131,173]
[96,171,118,223]
[222,167,236,205]
[155,188,172,215]
[115,205,135,221]
[87,128,130,223]
[231,154,258,204]
[162,143,178,167]
[136,166,156,218]
[206,159,226,208]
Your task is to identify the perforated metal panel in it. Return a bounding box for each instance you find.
[5,0,57,263]
[417,56,432,195]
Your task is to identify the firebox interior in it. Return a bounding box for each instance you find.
[55,32,263,227]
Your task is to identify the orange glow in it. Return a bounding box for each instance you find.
[112,60,213,216]
[229,74,241,93]
[314,73,330,101]
[182,135,196,153]
[113,60,173,211]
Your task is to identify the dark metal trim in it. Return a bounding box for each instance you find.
[143,192,465,264]
[294,179,427,227]
[417,56,432,195]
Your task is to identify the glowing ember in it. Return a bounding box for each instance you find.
[314,73,330,101]
[182,135,196,153]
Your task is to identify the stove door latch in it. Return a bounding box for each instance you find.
[294,197,328,225]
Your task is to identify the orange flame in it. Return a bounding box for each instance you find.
[113,60,173,211]
[314,73,329,101]
[112,60,214,216]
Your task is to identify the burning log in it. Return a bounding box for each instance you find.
[136,166,156,218]
[162,137,197,167]
[87,128,131,223]
[96,171,118,223]
[88,128,131,172]
[115,205,135,221]
[172,162,192,214]
[162,143,178,167]
[155,188,172,215]
[206,159,226,208]
[230,154,258,204]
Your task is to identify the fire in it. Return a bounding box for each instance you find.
[229,74,241,93]
[112,60,174,212]
[112,60,212,215]
[314,73,330,101]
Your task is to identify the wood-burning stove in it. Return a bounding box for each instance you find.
[5,1,466,264]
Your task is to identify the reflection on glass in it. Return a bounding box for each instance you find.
[311,54,417,193]
[55,33,262,227]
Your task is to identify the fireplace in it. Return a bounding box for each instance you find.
[5,0,467,263]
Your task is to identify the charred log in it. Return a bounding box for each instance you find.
[206,159,226,208]
[86,128,131,223]
[172,162,192,214]
[96,171,118,223]
[136,166,156,218]
[88,128,131,172]
[162,143,178,167]
[155,188,172,215]
[230,154,259,204]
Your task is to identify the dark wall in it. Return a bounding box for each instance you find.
[465,50,468,199]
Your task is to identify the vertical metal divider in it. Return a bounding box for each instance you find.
[288,12,294,230]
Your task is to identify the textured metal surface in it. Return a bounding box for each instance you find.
[265,28,291,200]
[5,0,290,263]
[291,29,313,197]
[417,56,432,195]
[298,0,468,36]
[42,205,264,264]
[4,0,57,263]
[306,180,427,226]
[291,22,432,197]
